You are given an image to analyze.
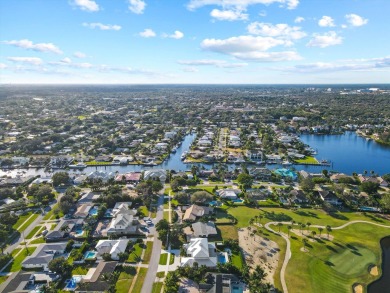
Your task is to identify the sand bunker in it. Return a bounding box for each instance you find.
[353,284,363,293]
[369,265,379,276]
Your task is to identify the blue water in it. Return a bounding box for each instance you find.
[359,206,380,212]
[232,286,244,293]
[84,251,97,259]
[232,199,244,203]
[89,206,98,216]
[300,132,390,175]
[218,254,227,264]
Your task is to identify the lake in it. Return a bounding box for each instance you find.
[300,132,390,175]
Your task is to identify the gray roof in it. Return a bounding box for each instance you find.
[192,222,217,237]
[22,243,67,267]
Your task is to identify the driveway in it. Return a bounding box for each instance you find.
[141,194,164,293]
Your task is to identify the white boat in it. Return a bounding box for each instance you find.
[181,151,187,160]
[68,163,87,169]
[282,161,292,166]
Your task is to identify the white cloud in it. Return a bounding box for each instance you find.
[318,16,335,27]
[163,31,184,39]
[183,67,199,72]
[259,10,267,17]
[73,51,87,58]
[307,31,342,48]
[345,14,368,27]
[7,57,43,65]
[82,22,121,30]
[210,9,248,21]
[201,35,301,61]
[278,57,390,73]
[139,28,156,38]
[60,57,72,64]
[128,0,146,14]
[294,16,304,23]
[72,0,99,12]
[187,0,299,10]
[0,63,7,69]
[2,39,63,54]
[178,59,248,68]
[247,22,306,40]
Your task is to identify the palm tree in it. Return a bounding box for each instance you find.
[311,231,316,238]
[247,226,251,236]
[301,224,306,235]
[326,225,332,239]
[306,222,311,235]
[60,224,70,233]
[277,222,283,233]
[259,215,263,226]
[254,215,259,224]
[302,238,308,251]
[287,225,292,238]
[318,227,323,237]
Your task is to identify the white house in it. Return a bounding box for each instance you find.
[143,169,167,183]
[181,238,218,267]
[164,131,177,140]
[105,204,139,236]
[95,239,129,260]
[216,189,239,200]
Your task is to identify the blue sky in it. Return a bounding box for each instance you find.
[0,0,389,84]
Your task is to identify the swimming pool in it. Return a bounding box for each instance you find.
[84,251,97,259]
[74,228,84,237]
[232,286,244,293]
[64,276,82,290]
[89,206,98,216]
[209,200,222,207]
[360,206,380,212]
[274,168,297,180]
[232,198,244,203]
[218,254,227,264]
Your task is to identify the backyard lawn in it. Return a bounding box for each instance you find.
[215,224,238,241]
[294,156,319,164]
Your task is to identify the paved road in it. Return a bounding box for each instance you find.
[264,220,390,293]
[141,194,164,293]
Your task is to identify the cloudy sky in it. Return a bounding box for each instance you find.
[0,0,389,84]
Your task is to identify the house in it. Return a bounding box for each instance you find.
[164,131,177,140]
[184,221,218,241]
[317,190,343,206]
[86,170,115,183]
[74,204,93,218]
[0,271,59,293]
[104,204,140,236]
[181,238,218,267]
[74,261,117,293]
[245,150,263,161]
[249,168,272,180]
[45,219,82,242]
[281,189,309,205]
[115,172,141,183]
[22,243,67,271]
[77,191,101,204]
[182,205,214,222]
[143,169,167,183]
[216,189,239,200]
[330,173,353,183]
[95,239,129,260]
[198,273,247,293]
[112,202,135,216]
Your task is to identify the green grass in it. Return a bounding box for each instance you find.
[85,161,112,166]
[0,276,8,284]
[159,253,168,265]
[271,222,390,293]
[43,204,64,220]
[132,268,148,293]
[18,213,39,232]
[294,156,318,164]
[142,241,153,264]
[152,282,163,293]
[156,272,165,278]
[5,247,37,272]
[12,213,33,230]
[115,267,137,293]
[231,251,244,269]
[127,243,144,263]
[72,265,89,275]
[169,253,174,265]
[216,224,238,241]
[30,237,45,244]
[138,206,149,217]
[25,225,42,239]
[163,211,170,222]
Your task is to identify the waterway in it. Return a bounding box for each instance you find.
[1,131,389,178]
[367,236,390,293]
[300,132,390,175]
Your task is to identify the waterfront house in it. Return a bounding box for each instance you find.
[143,169,167,183]
[181,238,218,268]
[317,190,343,206]
[216,189,239,200]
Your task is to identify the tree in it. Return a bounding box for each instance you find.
[52,172,70,187]
[277,222,283,232]
[59,194,74,214]
[322,169,329,178]
[102,253,112,261]
[302,238,308,251]
[156,219,170,231]
[36,185,55,203]
[300,177,315,193]
[287,225,292,238]
[380,193,390,211]
[360,181,380,195]
[318,227,323,237]
[311,231,316,238]
[151,180,163,193]
[326,225,332,239]
[237,173,253,189]
[190,191,213,204]
[164,271,180,293]
[175,191,189,204]
[48,257,71,276]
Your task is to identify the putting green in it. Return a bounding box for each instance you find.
[328,245,376,276]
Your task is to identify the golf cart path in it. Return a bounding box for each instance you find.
[264,220,390,293]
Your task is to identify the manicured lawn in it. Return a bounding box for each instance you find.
[0,276,8,284]
[5,247,37,272]
[138,206,149,217]
[30,237,45,244]
[85,161,112,166]
[132,268,148,293]
[18,213,39,232]
[159,253,168,265]
[72,265,89,275]
[13,212,33,230]
[127,243,144,263]
[272,222,390,293]
[142,241,153,264]
[294,156,318,164]
[169,253,174,265]
[152,282,163,293]
[163,211,170,222]
[25,225,42,239]
[115,267,137,293]
[156,271,165,278]
[216,224,238,241]
[43,204,64,220]
[231,252,244,269]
